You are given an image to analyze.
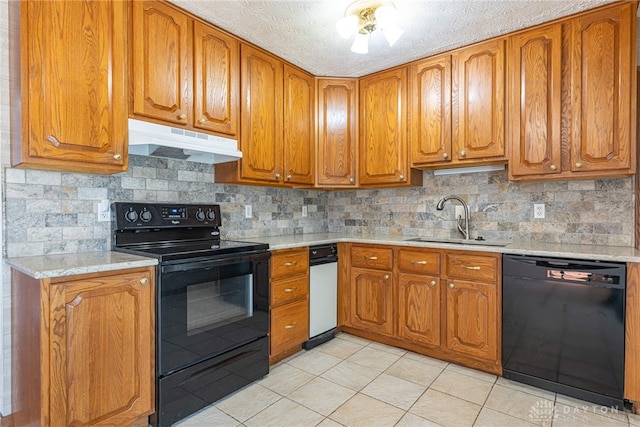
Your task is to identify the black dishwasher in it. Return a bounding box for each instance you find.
[502,254,625,408]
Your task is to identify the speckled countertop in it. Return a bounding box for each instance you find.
[6,233,640,279]
[5,251,158,279]
[252,233,640,263]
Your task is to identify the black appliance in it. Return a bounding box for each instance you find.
[112,202,270,426]
[502,254,626,408]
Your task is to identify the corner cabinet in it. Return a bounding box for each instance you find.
[10,0,128,173]
[359,68,422,187]
[131,1,239,136]
[316,78,359,187]
[508,2,637,181]
[11,267,155,426]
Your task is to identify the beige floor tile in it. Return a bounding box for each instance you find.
[288,376,356,416]
[403,351,450,369]
[258,362,315,395]
[484,384,552,425]
[287,348,342,375]
[361,373,427,410]
[553,403,629,427]
[474,407,538,427]
[555,394,628,423]
[410,389,482,427]
[216,383,281,423]
[315,336,365,359]
[175,405,241,427]
[430,369,494,405]
[385,355,445,387]
[496,377,556,401]
[317,417,345,427]
[244,397,324,427]
[347,346,402,371]
[321,359,380,391]
[336,333,372,346]
[445,363,497,383]
[629,412,640,426]
[368,341,408,356]
[396,412,444,426]
[330,393,405,427]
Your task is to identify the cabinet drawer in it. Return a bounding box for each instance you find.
[271,248,309,279]
[270,299,309,355]
[398,248,440,275]
[351,246,393,270]
[271,275,308,307]
[446,252,498,283]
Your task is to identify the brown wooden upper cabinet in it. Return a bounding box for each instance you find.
[10,0,128,174]
[360,67,422,187]
[409,39,506,169]
[131,0,239,137]
[316,78,359,187]
[509,2,636,181]
[217,46,315,186]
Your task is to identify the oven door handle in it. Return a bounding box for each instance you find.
[161,251,270,273]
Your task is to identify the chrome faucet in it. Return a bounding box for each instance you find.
[436,195,470,240]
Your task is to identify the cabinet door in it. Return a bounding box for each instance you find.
[240,44,284,183]
[193,21,239,136]
[49,270,154,426]
[284,65,315,185]
[445,279,497,361]
[132,1,192,125]
[271,299,310,356]
[508,24,562,178]
[569,3,635,173]
[398,273,441,347]
[454,39,506,161]
[350,267,394,336]
[16,0,127,172]
[316,79,358,187]
[410,55,453,165]
[359,68,408,186]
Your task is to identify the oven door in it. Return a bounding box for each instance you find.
[158,251,270,376]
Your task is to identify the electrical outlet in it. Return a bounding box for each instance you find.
[97,199,111,222]
[534,203,545,219]
[302,205,308,217]
[454,205,465,219]
[244,205,252,219]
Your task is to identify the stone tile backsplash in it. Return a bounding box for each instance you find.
[3,155,635,259]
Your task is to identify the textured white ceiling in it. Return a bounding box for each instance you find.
[170,0,620,77]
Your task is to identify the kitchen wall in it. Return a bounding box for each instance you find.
[0,0,637,416]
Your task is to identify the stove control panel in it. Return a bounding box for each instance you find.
[113,202,222,229]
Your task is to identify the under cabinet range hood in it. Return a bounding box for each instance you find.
[127,118,242,164]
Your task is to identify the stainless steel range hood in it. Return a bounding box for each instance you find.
[128,118,242,164]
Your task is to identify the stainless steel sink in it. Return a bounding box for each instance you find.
[404,237,508,247]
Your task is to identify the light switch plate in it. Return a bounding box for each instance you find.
[244,205,252,219]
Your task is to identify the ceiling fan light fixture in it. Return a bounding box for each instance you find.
[338,0,403,54]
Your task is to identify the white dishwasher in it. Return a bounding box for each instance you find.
[303,243,338,350]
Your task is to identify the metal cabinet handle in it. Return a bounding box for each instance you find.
[275,173,281,179]
[384,274,390,279]
[284,261,298,267]
[198,117,207,125]
[349,177,355,184]
[177,113,187,120]
[399,174,404,180]
[364,256,378,260]
[287,174,292,180]
[575,162,583,169]
[410,260,428,265]
[113,153,122,161]
[140,277,149,285]
[46,135,61,147]
[284,287,298,293]
[460,264,481,270]
[285,322,298,329]
[449,283,455,289]
[430,280,437,286]
[549,164,557,171]
[460,150,466,157]
[443,152,449,159]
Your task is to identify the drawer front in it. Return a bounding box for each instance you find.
[398,248,441,275]
[351,246,393,270]
[271,275,309,307]
[270,299,309,355]
[271,248,309,279]
[446,252,498,282]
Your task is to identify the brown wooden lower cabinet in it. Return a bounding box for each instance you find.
[625,262,640,411]
[340,243,501,375]
[11,267,155,427]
